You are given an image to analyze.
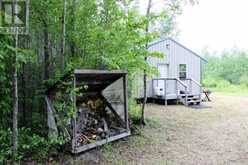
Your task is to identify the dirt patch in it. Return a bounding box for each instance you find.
[59,94,248,165]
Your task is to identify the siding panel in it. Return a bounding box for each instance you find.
[135,38,202,98]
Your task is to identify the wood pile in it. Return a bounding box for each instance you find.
[76,95,119,146]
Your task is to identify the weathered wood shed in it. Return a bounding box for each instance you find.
[45,69,130,153]
[134,38,207,106]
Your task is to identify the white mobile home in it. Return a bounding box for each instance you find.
[135,38,207,106]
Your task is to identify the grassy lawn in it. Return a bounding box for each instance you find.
[99,94,248,164]
[209,85,248,96]
[47,93,248,165]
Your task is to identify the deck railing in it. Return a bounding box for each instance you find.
[175,78,189,105]
[183,78,202,97]
[152,78,202,105]
[152,78,189,105]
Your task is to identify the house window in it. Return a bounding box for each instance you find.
[179,64,187,79]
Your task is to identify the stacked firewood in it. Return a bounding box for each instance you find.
[78,128,97,144]
[76,96,111,145]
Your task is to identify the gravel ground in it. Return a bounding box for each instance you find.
[61,93,248,165]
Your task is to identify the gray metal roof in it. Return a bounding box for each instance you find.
[148,37,208,63]
[46,69,127,94]
[74,69,127,75]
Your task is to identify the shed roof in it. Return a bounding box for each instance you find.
[74,69,127,75]
[148,37,208,63]
[46,69,127,94]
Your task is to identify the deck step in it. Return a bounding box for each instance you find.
[187,100,201,103]
[187,98,200,101]
[180,94,200,98]
[179,94,201,106]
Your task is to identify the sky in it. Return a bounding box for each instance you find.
[177,0,248,54]
[139,0,248,54]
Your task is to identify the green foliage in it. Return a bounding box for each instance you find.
[0,35,34,129]
[204,49,248,85]
[203,49,248,95]
[69,0,159,73]
[128,98,142,124]
[0,36,14,128]
[0,0,185,162]
[0,128,63,163]
[0,129,12,163]
[240,74,248,88]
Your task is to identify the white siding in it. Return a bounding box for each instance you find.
[146,40,170,97]
[135,38,202,98]
[147,39,170,66]
[167,40,201,82]
[167,39,201,95]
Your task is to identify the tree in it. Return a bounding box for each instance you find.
[12,0,19,155]
[60,0,67,72]
[141,0,152,126]
[140,0,197,125]
[0,0,198,161]
[70,0,77,56]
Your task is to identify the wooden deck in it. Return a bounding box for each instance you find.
[151,78,202,106]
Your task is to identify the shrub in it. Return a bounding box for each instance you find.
[0,129,12,163]
[216,79,231,89]
[203,76,218,87]
[128,98,141,125]
[240,74,248,87]
[0,127,64,164]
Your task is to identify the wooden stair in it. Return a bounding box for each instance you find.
[179,94,201,106]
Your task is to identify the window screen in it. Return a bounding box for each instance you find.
[179,64,187,79]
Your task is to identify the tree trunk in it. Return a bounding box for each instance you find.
[43,21,50,80]
[21,63,26,125]
[70,0,76,57]
[13,32,19,155]
[141,0,152,126]
[61,0,67,72]
[12,0,19,155]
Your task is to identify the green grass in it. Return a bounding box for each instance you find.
[145,117,162,129]
[99,118,160,165]
[203,77,248,96]
[101,143,127,165]
[209,85,248,96]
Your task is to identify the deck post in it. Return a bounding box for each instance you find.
[185,86,188,106]
[175,80,178,98]
[123,74,129,130]
[189,79,193,94]
[151,79,154,98]
[199,85,202,104]
[152,79,156,103]
[164,79,167,106]
[175,80,179,104]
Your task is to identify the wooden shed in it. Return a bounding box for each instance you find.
[45,69,130,153]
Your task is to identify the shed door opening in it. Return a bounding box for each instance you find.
[157,64,168,88]
[158,64,168,78]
